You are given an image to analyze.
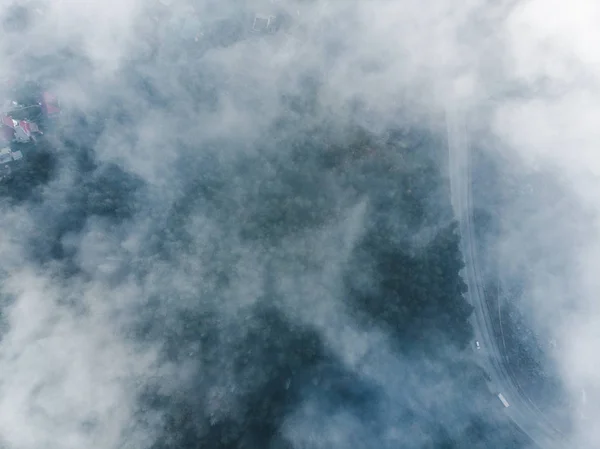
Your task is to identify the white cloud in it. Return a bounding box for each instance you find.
[2,0,600,447]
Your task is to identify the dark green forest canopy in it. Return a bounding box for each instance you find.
[1,26,526,447]
[131,121,527,449]
[0,78,526,447]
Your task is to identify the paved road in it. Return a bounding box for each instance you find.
[445,106,568,449]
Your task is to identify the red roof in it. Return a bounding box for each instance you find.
[1,115,14,128]
[42,92,60,115]
[18,120,31,134]
[0,118,14,141]
[22,120,40,134]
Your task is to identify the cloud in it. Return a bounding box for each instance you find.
[1,0,600,448]
[0,267,160,449]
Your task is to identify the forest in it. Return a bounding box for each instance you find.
[127,117,530,448]
[0,4,535,448]
[0,81,533,449]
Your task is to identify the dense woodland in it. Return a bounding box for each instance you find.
[0,3,535,449]
[1,102,531,448]
[135,121,529,449]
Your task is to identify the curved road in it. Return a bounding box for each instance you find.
[446,106,568,449]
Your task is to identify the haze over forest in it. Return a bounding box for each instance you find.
[0,1,599,449]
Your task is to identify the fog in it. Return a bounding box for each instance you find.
[0,0,598,448]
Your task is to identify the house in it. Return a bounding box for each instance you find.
[0,143,23,182]
[41,92,60,117]
[251,13,278,34]
[0,113,42,143]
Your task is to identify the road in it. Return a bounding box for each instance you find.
[445,106,568,449]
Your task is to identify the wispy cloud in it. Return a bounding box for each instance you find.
[0,0,598,448]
